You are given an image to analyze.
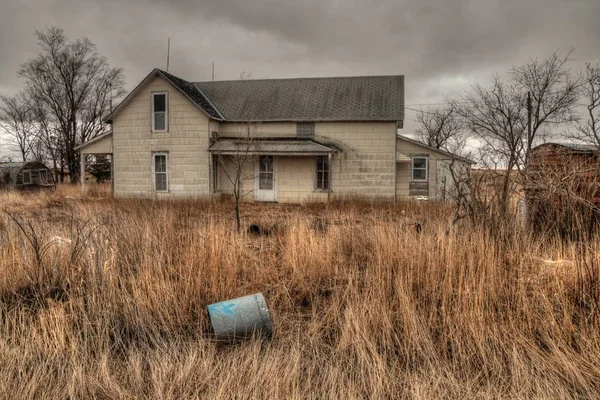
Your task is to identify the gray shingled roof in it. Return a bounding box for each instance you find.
[195,75,404,122]
[157,70,223,120]
[209,139,338,155]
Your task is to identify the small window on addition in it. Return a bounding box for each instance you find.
[412,157,428,182]
[39,169,48,183]
[23,170,32,184]
[316,156,330,190]
[297,122,315,138]
[153,153,168,192]
[152,92,168,132]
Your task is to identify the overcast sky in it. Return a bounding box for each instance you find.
[1,0,599,158]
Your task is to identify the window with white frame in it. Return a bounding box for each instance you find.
[153,153,168,192]
[316,156,330,190]
[412,157,428,182]
[23,170,32,184]
[39,169,48,183]
[152,92,168,132]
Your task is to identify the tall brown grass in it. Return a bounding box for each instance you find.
[0,187,599,399]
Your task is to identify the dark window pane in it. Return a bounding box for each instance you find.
[155,155,166,173]
[413,158,427,169]
[155,173,167,191]
[316,157,330,189]
[259,172,273,190]
[413,169,427,181]
[260,156,273,172]
[154,94,166,112]
[297,122,315,138]
[154,113,166,131]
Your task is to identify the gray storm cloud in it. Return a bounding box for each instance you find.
[0,0,599,155]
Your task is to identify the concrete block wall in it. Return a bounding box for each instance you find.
[112,75,212,197]
[215,121,397,202]
[316,122,397,199]
[275,157,329,203]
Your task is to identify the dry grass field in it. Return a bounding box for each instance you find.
[1,185,599,399]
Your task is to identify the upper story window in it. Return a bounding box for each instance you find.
[316,156,330,190]
[297,122,315,138]
[152,92,168,132]
[412,157,428,182]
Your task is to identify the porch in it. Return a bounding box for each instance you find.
[74,131,113,193]
[209,138,337,203]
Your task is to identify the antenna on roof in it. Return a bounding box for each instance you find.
[166,37,171,72]
[212,62,215,81]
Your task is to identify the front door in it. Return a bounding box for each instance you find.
[255,155,276,202]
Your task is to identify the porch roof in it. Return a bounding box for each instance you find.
[396,151,411,162]
[209,138,338,156]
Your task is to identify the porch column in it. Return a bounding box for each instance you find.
[327,152,333,202]
[80,153,85,193]
[110,154,114,196]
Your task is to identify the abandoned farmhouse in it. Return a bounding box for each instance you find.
[77,69,472,202]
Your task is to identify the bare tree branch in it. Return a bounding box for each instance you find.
[16,27,125,183]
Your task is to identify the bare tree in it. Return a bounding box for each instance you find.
[16,27,125,183]
[511,50,581,162]
[0,92,35,162]
[453,77,526,216]
[414,106,465,153]
[215,122,261,233]
[568,63,600,148]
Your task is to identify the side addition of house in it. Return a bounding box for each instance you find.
[77,68,471,202]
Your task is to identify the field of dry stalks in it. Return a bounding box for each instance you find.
[1,185,599,399]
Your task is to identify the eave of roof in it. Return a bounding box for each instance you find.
[74,130,113,151]
[397,135,475,164]
[209,138,338,155]
[105,69,224,124]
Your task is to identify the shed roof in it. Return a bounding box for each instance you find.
[533,142,598,153]
[74,130,113,151]
[196,75,404,122]
[209,138,338,155]
[397,135,475,164]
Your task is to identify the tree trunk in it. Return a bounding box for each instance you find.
[235,194,241,233]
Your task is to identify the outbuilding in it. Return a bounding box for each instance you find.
[0,161,55,191]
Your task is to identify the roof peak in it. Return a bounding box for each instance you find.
[195,74,404,84]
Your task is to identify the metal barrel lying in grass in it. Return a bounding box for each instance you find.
[207,293,273,341]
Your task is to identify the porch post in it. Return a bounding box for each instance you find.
[80,152,85,193]
[327,152,333,202]
[110,154,114,196]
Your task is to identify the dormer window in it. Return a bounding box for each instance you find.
[152,92,168,132]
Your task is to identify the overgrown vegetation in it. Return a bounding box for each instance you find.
[0,186,599,398]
